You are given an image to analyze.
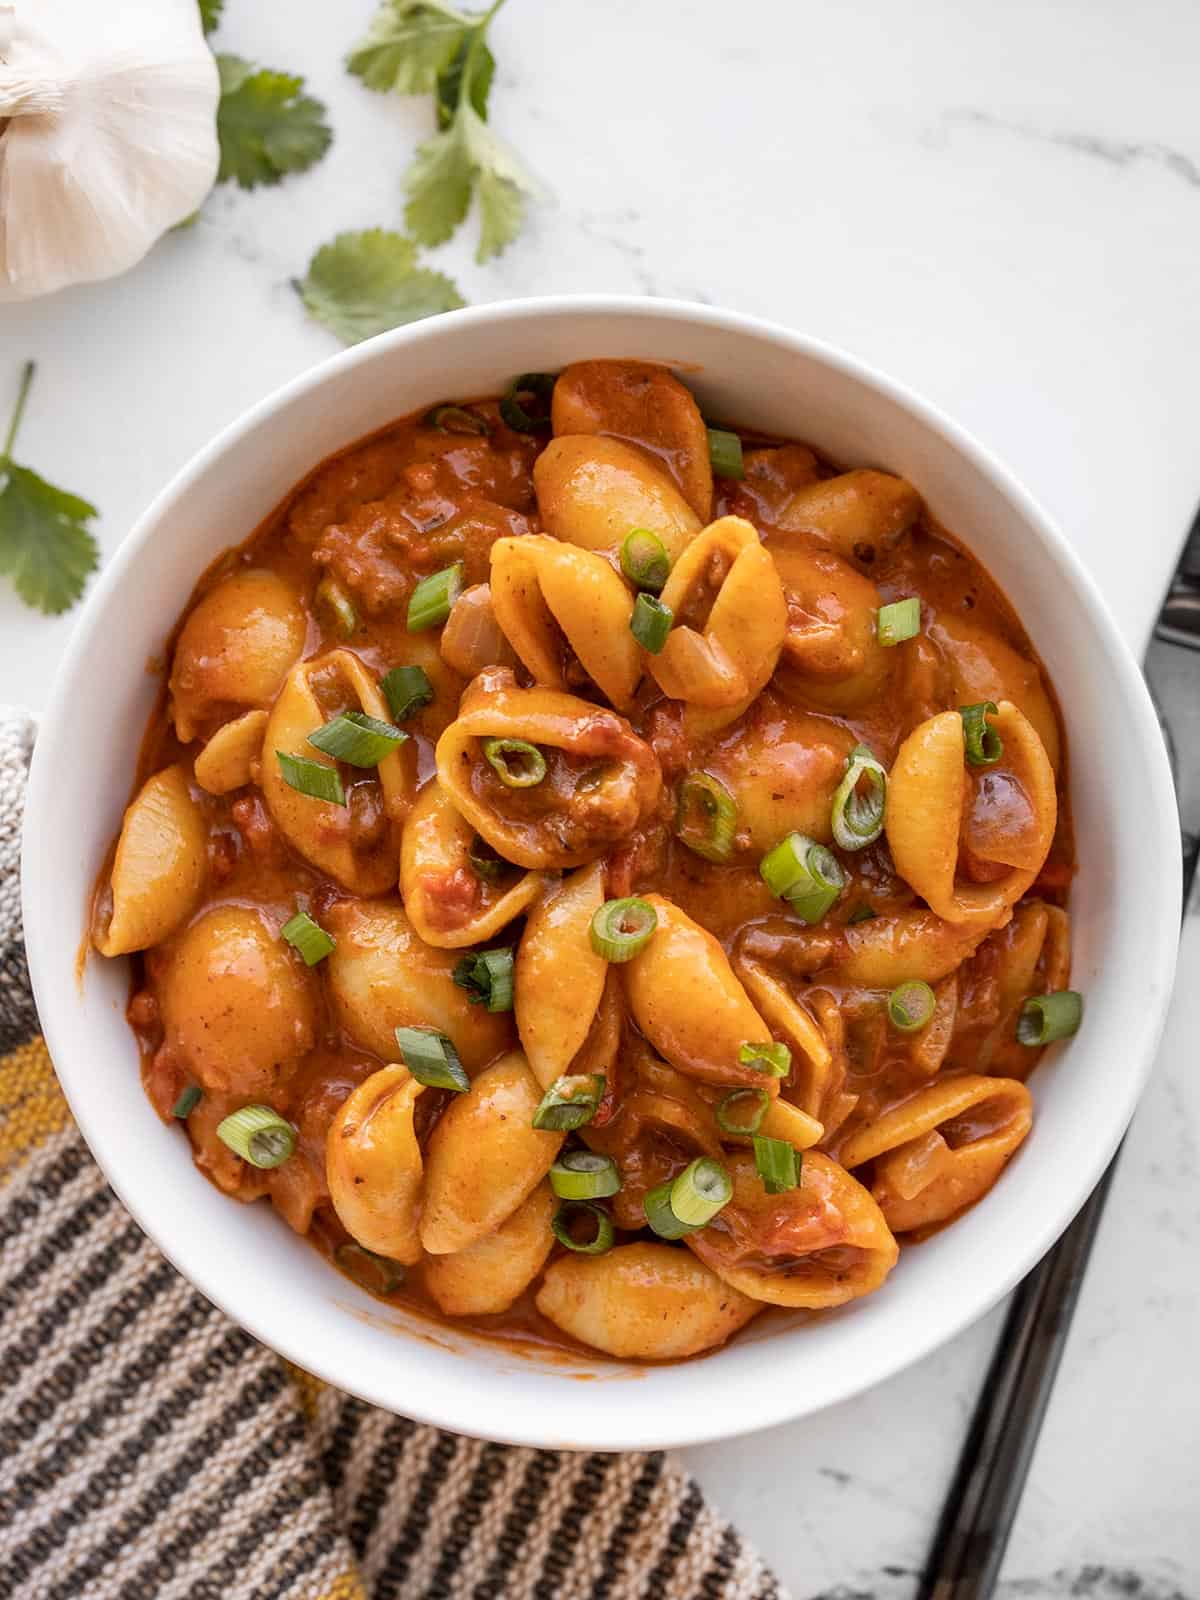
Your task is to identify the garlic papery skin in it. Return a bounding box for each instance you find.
[0,0,221,301]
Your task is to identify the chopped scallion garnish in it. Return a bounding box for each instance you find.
[550,1149,621,1201]
[831,744,887,851]
[451,947,515,1012]
[407,562,464,631]
[280,909,336,967]
[394,1025,470,1092]
[467,835,507,882]
[381,664,434,721]
[334,1242,405,1295]
[172,1084,202,1120]
[676,772,737,863]
[758,832,845,923]
[589,897,658,962]
[551,1200,614,1254]
[737,1040,792,1078]
[217,1105,296,1169]
[531,1074,606,1131]
[753,1134,800,1194]
[888,979,936,1032]
[961,701,1003,766]
[645,1156,732,1238]
[500,372,556,433]
[630,592,673,654]
[707,427,745,480]
[426,403,490,436]
[715,1088,770,1136]
[315,576,358,638]
[481,736,547,788]
[1017,990,1083,1046]
[275,751,345,806]
[308,710,407,767]
[620,527,671,592]
[877,597,921,646]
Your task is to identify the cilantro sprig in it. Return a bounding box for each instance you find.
[216,54,333,189]
[198,0,223,35]
[295,230,465,344]
[0,364,100,617]
[348,0,538,261]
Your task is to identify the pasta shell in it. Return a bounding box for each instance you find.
[769,538,892,712]
[533,435,701,563]
[885,701,1057,927]
[550,359,713,521]
[514,862,608,1090]
[490,534,640,710]
[622,895,778,1092]
[401,779,546,949]
[734,954,835,1120]
[435,667,662,870]
[838,1075,1034,1234]
[738,910,998,989]
[326,1065,429,1264]
[93,765,206,956]
[262,649,416,896]
[649,517,787,711]
[703,702,855,855]
[193,708,267,795]
[158,905,318,1095]
[688,1150,899,1309]
[929,613,1061,772]
[420,1052,563,1255]
[169,568,305,742]
[776,469,920,561]
[423,1181,555,1316]
[536,1242,760,1360]
[324,898,513,1072]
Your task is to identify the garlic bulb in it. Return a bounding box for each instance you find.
[0,0,220,301]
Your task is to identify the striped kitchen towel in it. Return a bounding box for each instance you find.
[0,708,786,1600]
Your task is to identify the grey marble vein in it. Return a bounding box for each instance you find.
[942,109,1200,190]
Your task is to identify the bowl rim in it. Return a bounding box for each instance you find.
[22,294,1181,1449]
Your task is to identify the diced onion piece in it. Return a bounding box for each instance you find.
[531,1074,606,1131]
[589,897,658,962]
[394,1025,470,1091]
[280,909,336,967]
[551,1200,614,1254]
[1017,990,1083,1046]
[877,597,921,646]
[831,744,887,851]
[217,1105,296,1169]
[308,710,407,767]
[408,563,464,631]
[550,1150,621,1200]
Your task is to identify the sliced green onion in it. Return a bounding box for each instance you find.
[961,701,1003,766]
[1017,990,1083,1046]
[172,1084,202,1119]
[831,744,887,851]
[590,897,658,962]
[334,1242,406,1295]
[381,664,434,722]
[275,751,345,806]
[308,710,407,767]
[888,979,937,1032]
[877,597,921,646]
[753,1134,800,1195]
[715,1088,770,1136]
[620,528,671,592]
[758,832,845,924]
[551,1200,614,1254]
[500,372,556,433]
[665,1156,732,1227]
[532,1074,606,1131]
[643,1179,697,1239]
[315,576,358,638]
[630,592,673,654]
[217,1105,296,1169]
[676,772,737,863]
[481,736,546,788]
[467,835,507,882]
[738,1040,792,1078]
[281,909,336,967]
[394,1026,469,1092]
[427,403,490,436]
[707,427,745,480]
[550,1150,621,1201]
[847,905,876,924]
[407,562,464,631]
[451,947,515,1013]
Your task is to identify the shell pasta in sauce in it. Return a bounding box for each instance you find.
[93,359,1079,1363]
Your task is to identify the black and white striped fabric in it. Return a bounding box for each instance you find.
[0,709,786,1600]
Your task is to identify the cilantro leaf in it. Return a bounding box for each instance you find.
[405,102,538,262]
[198,0,223,35]
[436,32,493,128]
[0,365,99,616]
[216,54,333,189]
[295,230,465,345]
[347,1,468,95]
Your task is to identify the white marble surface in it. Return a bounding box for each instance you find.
[3,0,1199,1594]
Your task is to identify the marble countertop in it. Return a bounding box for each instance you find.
[2,0,1198,1593]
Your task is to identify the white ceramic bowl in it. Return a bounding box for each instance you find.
[23,297,1180,1451]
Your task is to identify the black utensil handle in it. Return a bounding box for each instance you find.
[917,1153,1121,1600]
